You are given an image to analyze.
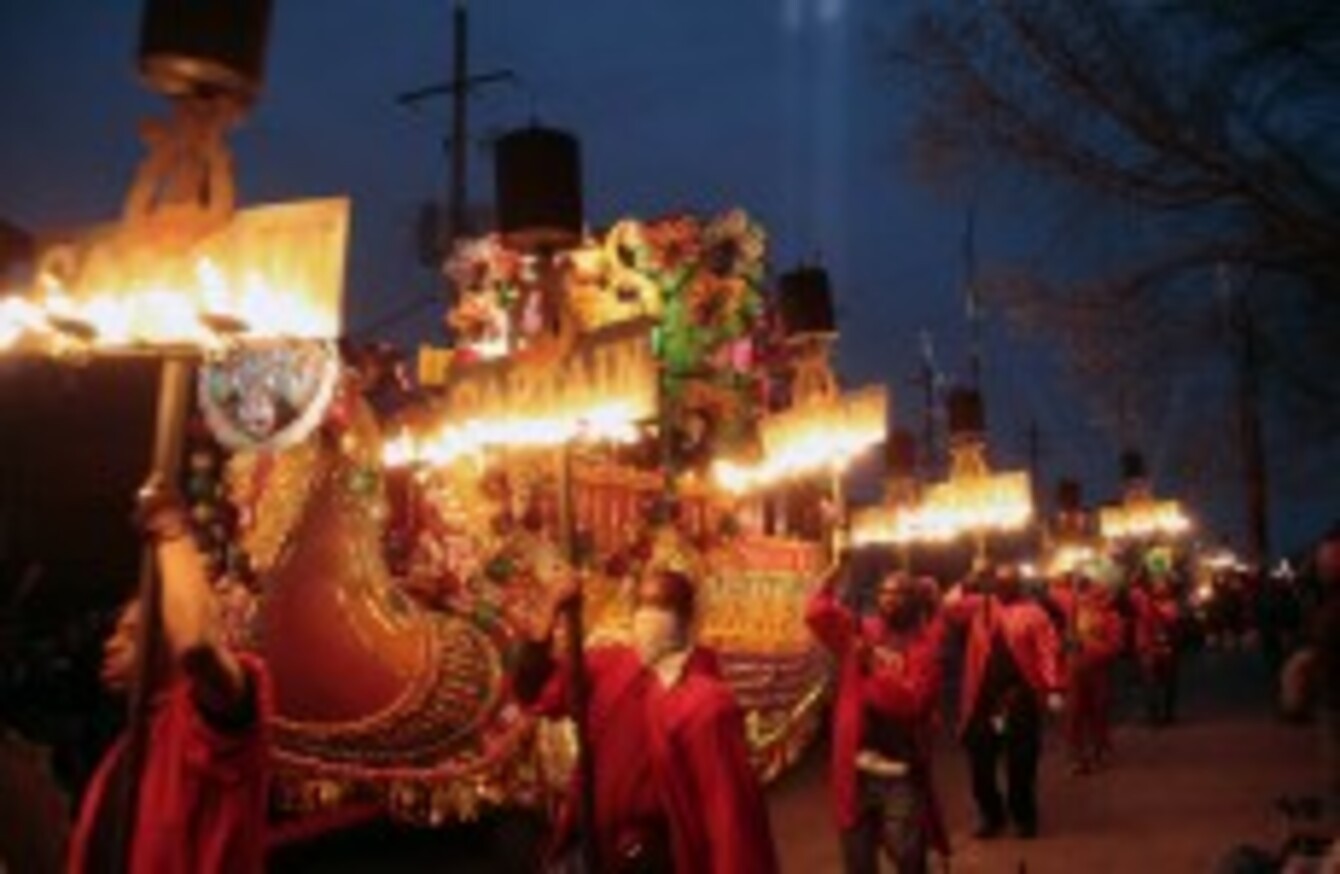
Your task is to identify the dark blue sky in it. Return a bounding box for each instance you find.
[4,1,1228,547]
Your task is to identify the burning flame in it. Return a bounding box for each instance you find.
[1099,497,1191,542]
[1198,548,1246,573]
[0,297,50,349]
[915,470,1034,537]
[386,401,643,470]
[382,428,421,469]
[1,198,348,353]
[850,504,932,547]
[1047,543,1097,577]
[715,386,887,495]
[0,256,334,353]
[850,441,1034,547]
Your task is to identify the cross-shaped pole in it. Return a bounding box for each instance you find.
[397,0,516,280]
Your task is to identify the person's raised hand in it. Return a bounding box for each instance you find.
[134,474,213,653]
[137,475,247,714]
[548,574,582,614]
[943,582,966,606]
[134,474,191,543]
[831,524,852,558]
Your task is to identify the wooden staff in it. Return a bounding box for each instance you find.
[556,442,599,873]
[829,464,847,561]
[111,355,194,871]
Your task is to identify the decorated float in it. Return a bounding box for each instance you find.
[202,198,887,826]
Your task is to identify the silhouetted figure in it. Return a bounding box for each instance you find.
[943,566,1063,839]
[1131,575,1183,726]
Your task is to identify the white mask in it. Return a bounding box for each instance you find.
[631,607,683,665]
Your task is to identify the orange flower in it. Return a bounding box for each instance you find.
[644,214,702,274]
[687,273,746,325]
[445,235,523,294]
[702,209,765,279]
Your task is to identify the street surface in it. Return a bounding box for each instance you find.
[772,646,1318,873]
[273,646,1319,872]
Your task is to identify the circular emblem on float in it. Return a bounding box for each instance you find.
[199,339,341,451]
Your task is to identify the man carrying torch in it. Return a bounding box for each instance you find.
[68,481,271,873]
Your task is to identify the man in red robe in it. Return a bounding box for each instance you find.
[806,554,947,874]
[943,565,1063,839]
[1047,573,1123,773]
[514,567,778,873]
[1130,573,1183,725]
[68,483,271,874]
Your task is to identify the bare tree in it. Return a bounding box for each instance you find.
[894,0,1340,552]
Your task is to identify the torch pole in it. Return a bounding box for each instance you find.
[112,354,194,871]
[973,528,989,571]
[556,441,599,873]
[829,464,846,563]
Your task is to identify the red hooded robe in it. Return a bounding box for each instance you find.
[1049,581,1124,755]
[68,653,271,874]
[1130,586,1181,668]
[805,588,949,856]
[530,642,779,874]
[942,591,1062,736]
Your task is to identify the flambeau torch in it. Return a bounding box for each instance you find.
[0,2,349,869]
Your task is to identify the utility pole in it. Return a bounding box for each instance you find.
[1221,266,1270,565]
[1026,418,1044,547]
[1027,419,1042,491]
[963,203,982,391]
[397,0,515,296]
[914,330,938,479]
[448,0,469,250]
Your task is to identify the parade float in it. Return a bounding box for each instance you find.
[0,178,879,833]
[206,196,888,825]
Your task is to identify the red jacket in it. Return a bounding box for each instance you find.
[1049,583,1124,668]
[68,653,272,874]
[1130,587,1180,663]
[806,589,948,853]
[530,643,779,874]
[943,590,1062,735]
